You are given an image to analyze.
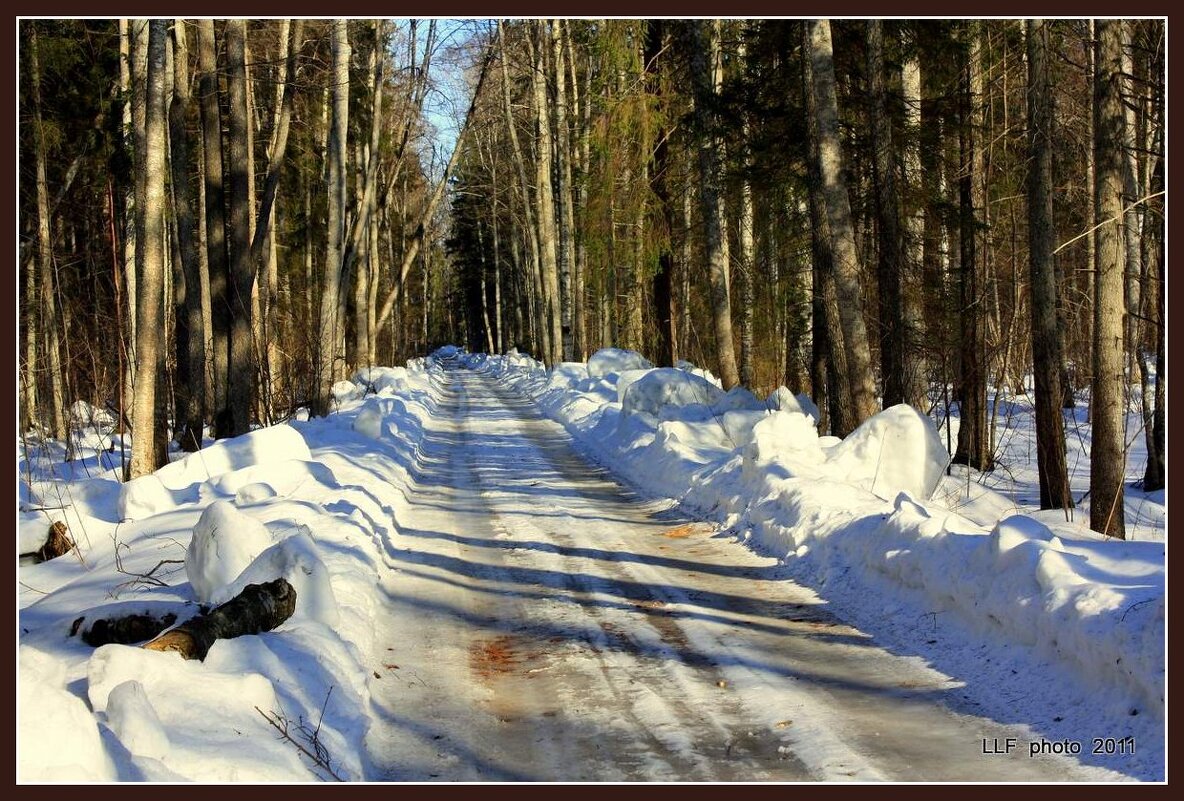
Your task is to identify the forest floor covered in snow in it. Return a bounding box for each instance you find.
[17,348,1164,782]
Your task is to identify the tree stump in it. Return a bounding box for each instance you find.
[31,521,75,563]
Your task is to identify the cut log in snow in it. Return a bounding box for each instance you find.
[143,578,296,661]
[77,612,177,647]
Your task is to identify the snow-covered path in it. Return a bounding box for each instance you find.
[361,360,1116,782]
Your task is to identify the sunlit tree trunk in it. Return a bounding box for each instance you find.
[808,19,877,425]
[1089,19,1127,538]
[128,21,168,479]
[687,20,739,389]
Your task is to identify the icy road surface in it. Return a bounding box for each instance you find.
[362,361,1117,782]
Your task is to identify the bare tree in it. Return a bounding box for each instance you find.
[1025,19,1072,509]
[128,21,168,479]
[195,20,230,435]
[953,22,992,472]
[167,20,205,451]
[1089,19,1127,538]
[807,19,877,424]
[314,20,350,417]
[28,25,67,440]
[224,19,254,436]
[686,20,740,390]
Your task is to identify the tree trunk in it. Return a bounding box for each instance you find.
[1089,19,1127,538]
[120,20,138,420]
[808,19,877,426]
[1025,19,1072,510]
[28,26,67,440]
[314,20,350,417]
[687,20,740,390]
[953,22,992,472]
[143,579,296,661]
[167,20,205,452]
[736,35,756,388]
[224,19,254,437]
[868,21,906,409]
[899,40,929,409]
[128,20,168,480]
[533,23,563,366]
[196,20,230,436]
[552,20,576,362]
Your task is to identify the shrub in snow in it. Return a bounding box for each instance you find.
[186,501,275,604]
[620,368,726,422]
[823,403,949,501]
[105,680,170,760]
[210,527,340,628]
[588,347,653,379]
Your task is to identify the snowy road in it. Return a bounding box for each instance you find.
[361,361,1116,782]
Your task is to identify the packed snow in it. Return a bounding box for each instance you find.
[17,346,1164,781]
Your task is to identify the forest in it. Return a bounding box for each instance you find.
[18,18,1165,541]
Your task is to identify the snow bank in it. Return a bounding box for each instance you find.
[621,368,724,421]
[119,425,311,520]
[588,347,653,378]
[482,347,1166,727]
[19,646,116,782]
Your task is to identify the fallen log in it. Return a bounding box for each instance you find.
[77,611,178,647]
[19,521,75,564]
[143,578,296,661]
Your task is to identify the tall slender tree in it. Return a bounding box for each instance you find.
[128,21,168,479]
[1089,19,1127,538]
[1025,19,1072,510]
[808,19,877,425]
[687,19,740,389]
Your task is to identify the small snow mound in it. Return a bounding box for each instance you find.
[766,387,821,424]
[713,385,764,413]
[355,366,409,396]
[186,501,275,604]
[588,348,653,379]
[614,368,656,404]
[353,402,385,439]
[621,368,725,421]
[675,360,723,387]
[118,474,178,521]
[547,362,590,392]
[332,379,362,405]
[106,680,170,760]
[235,482,278,505]
[824,404,949,501]
[746,411,826,479]
[211,528,339,628]
[19,646,116,781]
